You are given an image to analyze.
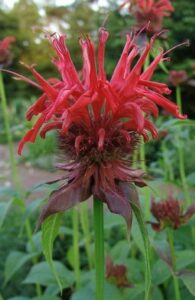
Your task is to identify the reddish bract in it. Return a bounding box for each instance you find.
[106,257,133,288]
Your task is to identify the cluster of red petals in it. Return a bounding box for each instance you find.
[106,257,133,288]
[169,70,188,86]
[12,28,186,225]
[12,28,185,155]
[0,36,15,66]
[149,197,195,231]
[121,0,174,32]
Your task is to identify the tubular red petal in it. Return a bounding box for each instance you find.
[111,34,134,84]
[52,35,82,89]
[98,128,106,151]
[80,38,91,89]
[85,37,98,90]
[30,67,58,100]
[98,28,109,80]
[26,94,47,120]
[40,121,62,138]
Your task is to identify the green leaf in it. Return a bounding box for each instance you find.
[4,251,35,285]
[176,250,195,271]
[23,261,74,288]
[7,297,30,300]
[26,231,42,254]
[70,283,95,300]
[0,199,13,228]
[71,282,123,300]
[123,284,145,300]
[130,186,151,300]
[104,283,123,300]
[152,259,171,285]
[0,186,15,197]
[24,198,45,221]
[7,297,60,300]
[41,213,63,292]
[104,213,124,230]
[110,240,130,263]
[179,272,195,296]
[151,287,164,300]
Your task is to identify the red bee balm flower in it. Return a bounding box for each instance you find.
[106,257,133,288]
[0,36,15,66]
[121,0,174,32]
[149,197,195,231]
[12,28,186,225]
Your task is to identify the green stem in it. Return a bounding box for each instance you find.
[167,229,181,300]
[176,85,182,113]
[0,71,21,193]
[94,197,104,300]
[175,85,191,206]
[162,142,174,182]
[0,71,41,297]
[72,207,80,289]
[80,202,93,269]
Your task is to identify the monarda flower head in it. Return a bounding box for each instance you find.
[10,28,186,226]
[149,197,195,231]
[120,0,174,32]
[0,36,15,67]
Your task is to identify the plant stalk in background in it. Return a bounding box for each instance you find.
[175,85,191,206]
[168,228,181,300]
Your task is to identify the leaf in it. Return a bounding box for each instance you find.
[70,283,95,300]
[179,272,195,296]
[130,186,151,300]
[0,186,15,197]
[7,297,60,300]
[41,213,63,292]
[23,261,74,288]
[4,251,35,285]
[187,172,195,186]
[26,231,42,254]
[0,199,13,228]
[104,213,124,230]
[152,259,171,285]
[176,250,195,271]
[24,198,45,220]
[104,282,123,300]
[151,287,164,300]
[152,239,173,268]
[71,282,123,300]
[123,284,145,300]
[7,297,30,300]
[110,240,130,263]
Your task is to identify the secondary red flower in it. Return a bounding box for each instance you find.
[0,36,15,66]
[120,0,174,32]
[149,196,195,231]
[169,70,188,86]
[106,256,133,288]
[10,28,186,225]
